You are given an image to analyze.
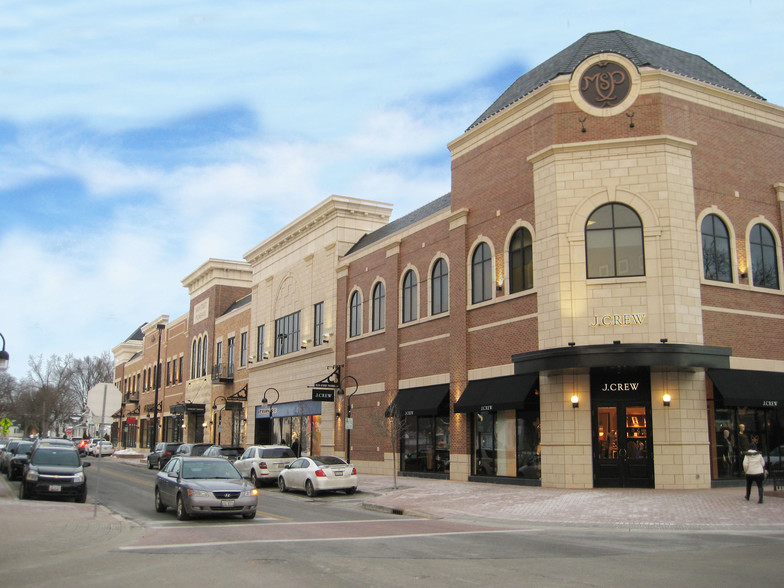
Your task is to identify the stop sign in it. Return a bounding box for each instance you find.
[87,383,122,421]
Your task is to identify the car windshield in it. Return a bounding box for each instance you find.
[32,449,81,467]
[219,448,242,458]
[191,445,211,456]
[262,448,296,458]
[181,460,242,480]
[312,456,347,466]
[16,442,34,455]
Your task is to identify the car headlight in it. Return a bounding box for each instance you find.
[25,470,38,482]
[187,489,211,498]
[244,488,259,497]
[74,472,85,483]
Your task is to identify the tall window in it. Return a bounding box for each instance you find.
[372,283,385,331]
[191,340,197,379]
[402,270,418,323]
[227,337,236,377]
[472,243,493,304]
[240,332,248,367]
[701,214,732,282]
[201,336,208,377]
[509,227,533,293]
[431,258,449,315]
[750,224,779,289]
[216,341,223,373]
[349,291,362,337]
[275,311,300,356]
[177,357,182,383]
[586,203,644,278]
[314,302,324,346]
[257,324,265,359]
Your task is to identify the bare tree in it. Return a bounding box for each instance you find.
[0,371,15,417]
[366,399,407,489]
[69,352,114,412]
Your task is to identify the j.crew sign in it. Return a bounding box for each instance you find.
[590,313,646,327]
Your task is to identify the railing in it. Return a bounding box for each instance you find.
[212,363,234,383]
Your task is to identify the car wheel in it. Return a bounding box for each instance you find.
[242,510,257,520]
[176,494,190,521]
[305,479,317,498]
[154,488,167,513]
[250,470,259,488]
[19,483,28,500]
[278,476,287,492]
[75,488,87,503]
[345,487,356,495]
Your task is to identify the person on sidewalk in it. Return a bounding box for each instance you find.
[743,442,766,504]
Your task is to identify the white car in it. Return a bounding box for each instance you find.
[85,438,103,456]
[92,441,114,457]
[234,445,297,487]
[277,456,358,497]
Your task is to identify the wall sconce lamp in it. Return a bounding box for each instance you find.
[579,116,587,133]
[202,422,208,428]
[568,341,576,347]
[570,394,579,408]
[740,271,748,278]
[663,393,672,407]
[626,112,635,128]
[301,339,308,350]
[335,411,341,418]
[496,278,504,292]
[660,338,668,344]
[323,333,331,344]
[262,351,270,360]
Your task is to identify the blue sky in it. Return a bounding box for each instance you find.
[1,1,782,380]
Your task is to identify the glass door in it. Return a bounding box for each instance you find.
[593,403,653,488]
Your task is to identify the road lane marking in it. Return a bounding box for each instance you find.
[118,527,538,551]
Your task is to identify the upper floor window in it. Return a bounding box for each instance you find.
[750,223,779,289]
[431,258,448,315]
[275,311,300,356]
[509,227,533,293]
[586,203,644,278]
[216,341,223,372]
[372,283,385,331]
[701,214,732,282]
[240,332,248,367]
[402,270,418,323]
[349,291,362,337]
[471,242,493,303]
[256,324,265,360]
[201,336,208,377]
[191,340,198,379]
[314,302,324,346]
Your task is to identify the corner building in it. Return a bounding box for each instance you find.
[338,31,784,489]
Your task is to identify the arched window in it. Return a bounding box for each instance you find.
[372,282,385,331]
[201,335,208,377]
[431,258,449,315]
[191,340,198,379]
[471,242,492,304]
[402,270,418,323]
[509,227,533,293]
[701,214,732,282]
[349,291,362,337]
[750,223,779,289]
[586,203,644,278]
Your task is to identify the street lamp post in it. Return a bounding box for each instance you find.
[339,376,358,464]
[261,388,279,445]
[212,396,227,445]
[151,323,165,449]
[0,332,9,372]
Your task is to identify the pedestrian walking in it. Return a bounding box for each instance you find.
[743,442,766,504]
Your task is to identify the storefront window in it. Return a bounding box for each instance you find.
[401,415,450,473]
[517,411,541,479]
[474,411,496,475]
[711,404,783,480]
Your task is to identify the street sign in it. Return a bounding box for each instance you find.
[0,417,12,434]
[312,388,334,402]
[87,383,122,420]
[345,418,353,430]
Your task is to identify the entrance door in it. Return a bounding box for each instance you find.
[593,403,654,488]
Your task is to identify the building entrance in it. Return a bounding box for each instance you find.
[590,367,654,488]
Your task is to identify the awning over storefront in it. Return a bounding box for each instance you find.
[385,384,450,417]
[454,374,538,413]
[513,343,731,374]
[708,369,784,408]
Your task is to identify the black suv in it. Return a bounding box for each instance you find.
[20,446,90,503]
[174,443,212,457]
[147,442,182,470]
[7,440,35,481]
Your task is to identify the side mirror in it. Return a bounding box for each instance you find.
[168,471,178,478]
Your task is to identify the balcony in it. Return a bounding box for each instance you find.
[125,391,139,404]
[212,363,234,384]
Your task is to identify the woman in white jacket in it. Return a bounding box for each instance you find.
[743,443,766,504]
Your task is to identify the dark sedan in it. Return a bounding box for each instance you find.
[147,442,182,469]
[154,456,258,521]
[7,440,35,481]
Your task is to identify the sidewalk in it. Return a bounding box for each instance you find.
[4,454,783,531]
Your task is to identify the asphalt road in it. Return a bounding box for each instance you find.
[3,461,784,587]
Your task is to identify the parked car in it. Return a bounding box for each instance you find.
[33,437,76,451]
[74,438,91,455]
[147,442,183,469]
[277,456,358,497]
[1,439,23,473]
[234,445,297,487]
[92,441,114,457]
[174,443,212,457]
[85,438,103,456]
[19,446,90,502]
[202,445,244,462]
[154,456,258,520]
[7,440,35,481]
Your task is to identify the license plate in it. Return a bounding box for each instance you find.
[221,500,235,507]
[49,485,61,492]
[334,470,343,476]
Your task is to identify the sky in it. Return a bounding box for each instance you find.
[1,1,782,380]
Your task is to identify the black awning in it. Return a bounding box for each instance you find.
[454,374,538,413]
[708,369,784,408]
[385,384,450,417]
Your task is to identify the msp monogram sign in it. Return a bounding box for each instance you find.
[579,61,631,108]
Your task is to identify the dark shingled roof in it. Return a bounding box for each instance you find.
[126,323,145,342]
[346,193,452,255]
[469,30,764,130]
[221,293,252,316]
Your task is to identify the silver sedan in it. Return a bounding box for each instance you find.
[155,456,258,520]
[277,456,358,497]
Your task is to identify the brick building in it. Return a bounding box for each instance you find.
[336,31,784,489]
